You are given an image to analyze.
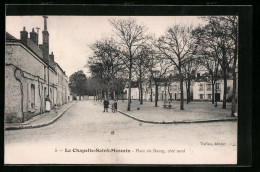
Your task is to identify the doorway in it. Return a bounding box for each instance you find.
[215,93,220,101]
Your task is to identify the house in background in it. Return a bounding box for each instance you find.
[124,79,193,102]
[193,76,233,102]
[5,16,70,123]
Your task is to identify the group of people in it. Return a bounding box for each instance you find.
[103,99,117,113]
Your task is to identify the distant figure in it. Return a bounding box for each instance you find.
[45,95,51,112]
[112,100,117,113]
[103,99,109,112]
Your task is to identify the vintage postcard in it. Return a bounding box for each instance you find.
[4,5,251,165]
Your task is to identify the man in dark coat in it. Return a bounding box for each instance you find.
[103,99,109,112]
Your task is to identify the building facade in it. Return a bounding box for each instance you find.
[193,80,233,101]
[124,78,233,103]
[124,81,192,102]
[5,16,70,123]
[56,63,69,105]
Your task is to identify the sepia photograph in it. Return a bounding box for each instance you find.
[4,7,244,165]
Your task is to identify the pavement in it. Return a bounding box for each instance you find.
[5,100,237,164]
[5,99,237,130]
[95,99,237,124]
[5,101,75,130]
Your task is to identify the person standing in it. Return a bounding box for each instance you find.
[113,100,118,113]
[45,95,51,113]
[103,99,109,112]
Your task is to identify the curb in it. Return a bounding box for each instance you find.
[117,110,238,124]
[5,102,75,131]
[93,101,237,124]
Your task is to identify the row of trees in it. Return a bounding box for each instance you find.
[72,16,238,116]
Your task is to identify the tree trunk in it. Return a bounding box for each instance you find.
[155,82,158,107]
[188,74,191,103]
[215,83,218,107]
[97,89,99,101]
[231,38,238,116]
[186,80,189,104]
[180,78,184,110]
[179,67,184,110]
[107,89,110,100]
[211,75,215,104]
[231,69,237,116]
[223,71,227,109]
[167,83,170,102]
[140,81,143,105]
[127,57,132,111]
[150,78,153,102]
[164,83,167,102]
[212,81,215,104]
[100,89,102,101]
[113,90,116,100]
[138,82,141,102]
[95,89,97,101]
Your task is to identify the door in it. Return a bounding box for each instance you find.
[215,93,220,102]
[44,87,47,110]
[31,84,35,109]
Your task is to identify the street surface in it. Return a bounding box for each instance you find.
[5,101,237,164]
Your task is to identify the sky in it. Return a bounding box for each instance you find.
[6,16,204,77]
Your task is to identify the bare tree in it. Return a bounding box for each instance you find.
[133,45,153,104]
[157,24,196,110]
[197,47,220,106]
[183,55,199,104]
[199,17,236,109]
[109,18,150,111]
[192,26,222,106]
[222,16,238,116]
[87,38,125,100]
[151,55,172,107]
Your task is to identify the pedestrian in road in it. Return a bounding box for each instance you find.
[112,99,118,113]
[103,98,109,112]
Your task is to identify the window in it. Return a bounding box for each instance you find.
[207,94,212,99]
[31,84,35,109]
[206,84,211,91]
[216,83,220,90]
[199,94,204,99]
[199,83,204,91]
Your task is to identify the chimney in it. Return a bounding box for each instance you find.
[49,51,54,61]
[20,27,28,45]
[42,16,49,64]
[30,28,38,45]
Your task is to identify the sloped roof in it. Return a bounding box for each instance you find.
[6,32,19,41]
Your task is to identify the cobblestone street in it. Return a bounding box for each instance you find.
[5,100,237,164]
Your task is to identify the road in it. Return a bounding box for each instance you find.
[5,101,237,164]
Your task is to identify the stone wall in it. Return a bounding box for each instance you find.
[5,43,58,122]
